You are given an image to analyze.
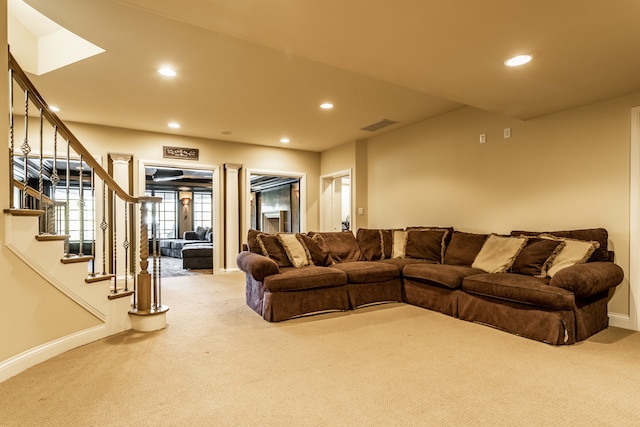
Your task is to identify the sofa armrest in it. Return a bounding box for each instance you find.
[550,262,624,298]
[183,231,199,240]
[236,251,280,282]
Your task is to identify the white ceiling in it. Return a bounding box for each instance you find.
[14,0,640,152]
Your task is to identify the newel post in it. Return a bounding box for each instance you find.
[129,196,168,331]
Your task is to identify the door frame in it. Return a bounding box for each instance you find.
[320,169,352,232]
[244,168,307,235]
[139,159,220,273]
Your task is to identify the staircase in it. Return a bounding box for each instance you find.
[1,52,168,381]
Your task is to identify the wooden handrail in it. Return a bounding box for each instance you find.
[9,52,138,204]
[13,178,53,206]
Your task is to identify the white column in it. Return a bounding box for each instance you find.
[224,164,241,270]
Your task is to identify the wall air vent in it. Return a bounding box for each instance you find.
[360,119,399,132]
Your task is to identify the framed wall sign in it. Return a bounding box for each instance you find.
[163,146,199,161]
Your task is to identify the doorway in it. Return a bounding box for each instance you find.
[249,173,301,233]
[320,170,352,232]
[144,165,215,276]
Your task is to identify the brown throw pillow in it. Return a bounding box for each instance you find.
[444,231,489,266]
[356,228,384,261]
[247,229,262,254]
[256,233,292,267]
[510,238,565,277]
[511,228,609,262]
[313,232,363,262]
[296,233,333,266]
[405,229,448,263]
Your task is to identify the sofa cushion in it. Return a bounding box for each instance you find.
[263,266,347,292]
[403,264,483,289]
[406,226,454,246]
[444,232,488,266]
[405,229,449,263]
[277,233,311,268]
[511,228,609,262]
[378,258,435,270]
[462,273,574,310]
[256,233,292,267]
[331,261,400,284]
[356,228,394,261]
[296,233,333,266]
[510,238,565,277]
[247,229,262,254]
[538,234,599,277]
[313,232,363,262]
[472,235,528,273]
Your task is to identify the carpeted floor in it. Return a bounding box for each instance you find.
[1,272,639,426]
[158,255,212,277]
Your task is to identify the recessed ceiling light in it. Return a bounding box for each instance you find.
[49,105,60,112]
[320,102,334,110]
[280,138,290,143]
[504,55,533,67]
[168,122,180,129]
[158,67,177,77]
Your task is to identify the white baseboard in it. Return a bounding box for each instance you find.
[608,312,634,330]
[0,324,108,383]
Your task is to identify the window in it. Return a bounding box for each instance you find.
[145,190,177,239]
[54,187,95,241]
[193,191,213,229]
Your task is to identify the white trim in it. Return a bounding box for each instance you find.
[628,106,640,331]
[0,324,108,383]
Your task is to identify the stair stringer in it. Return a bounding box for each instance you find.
[2,213,133,381]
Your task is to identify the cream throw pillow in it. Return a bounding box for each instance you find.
[277,233,310,268]
[472,234,528,273]
[392,230,409,259]
[539,234,599,277]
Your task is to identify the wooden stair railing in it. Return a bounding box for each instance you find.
[6,50,167,319]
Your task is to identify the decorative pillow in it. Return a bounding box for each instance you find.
[444,232,489,266]
[296,233,333,266]
[247,229,262,254]
[404,229,449,263]
[472,234,528,273]
[256,233,292,267]
[406,226,454,247]
[356,228,385,261]
[510,238,566,277]
[195,226,208,240]
[538,234,600,277]
[312,232,363,262]
[392,230,409,259]
[511,228,609,262]
[277,233,310,268]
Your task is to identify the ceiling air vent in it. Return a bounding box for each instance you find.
[360,119,399,132]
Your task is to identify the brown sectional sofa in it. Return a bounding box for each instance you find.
[236,227,624,345]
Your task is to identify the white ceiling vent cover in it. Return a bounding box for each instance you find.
[360,119,399,132]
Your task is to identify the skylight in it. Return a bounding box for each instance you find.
[8,0,105,75]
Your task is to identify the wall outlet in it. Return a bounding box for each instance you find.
[358,207,364,215]
[479,133,486,144]
[504,128,511,139]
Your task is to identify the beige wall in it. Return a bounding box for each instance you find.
[367,93,640,317]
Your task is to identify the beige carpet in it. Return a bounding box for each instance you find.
[1,272,639,426]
